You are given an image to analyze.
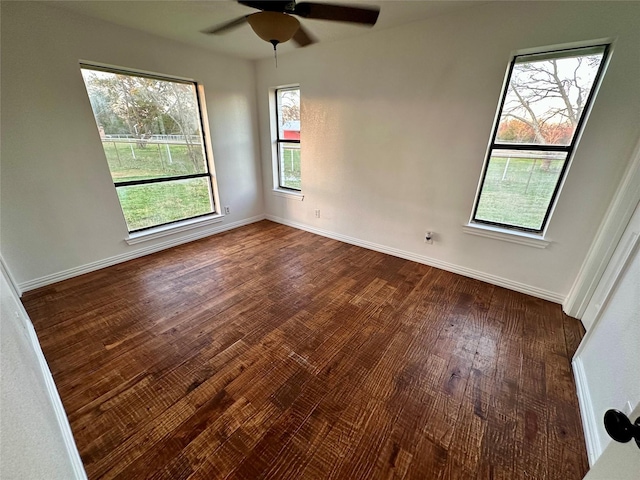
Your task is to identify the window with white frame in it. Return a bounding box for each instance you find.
[275,87,301,191]
[80,65,217,232]
[471,45,610,234]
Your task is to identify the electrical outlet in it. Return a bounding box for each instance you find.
[224,206,230,215]
[425,232,433,244]
[314,209,320,218]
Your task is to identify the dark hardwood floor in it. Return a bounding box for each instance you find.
[22,220,588,479]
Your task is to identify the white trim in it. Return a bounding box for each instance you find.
[266,215,564,303]
[564,134,640,320]
[24,313,89,480]
[1,255,22,297]
[79,59,196,84]
[462,223,550,248]
[198,84,222,218]
[126,214,224,245]
[512,37,615,58]
[573,228,640,360]
[580,232,640,331]
[19,215,265,292]
[1,256,87,479]
[272,189,304,201]
[570,193,639,468]
[573,357,602,466]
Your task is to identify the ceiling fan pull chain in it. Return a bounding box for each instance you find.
[271,40,278,68]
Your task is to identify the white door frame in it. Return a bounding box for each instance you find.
[563,135,640,322]
[571,197,640,465]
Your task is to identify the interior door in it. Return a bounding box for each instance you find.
[582,402,640,479]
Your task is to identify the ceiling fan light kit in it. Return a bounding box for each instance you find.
[247,11,300,48]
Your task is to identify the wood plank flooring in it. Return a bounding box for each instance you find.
[22,220,589,479]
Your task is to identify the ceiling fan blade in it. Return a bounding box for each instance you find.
[202,15,249,35]
[238,1,293,13]
[292,24,316,47]
[293,2,380,25]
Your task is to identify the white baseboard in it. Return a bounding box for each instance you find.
[266,215,565,304]
[19,215,265,293]
[573,357,602,466]
[18,211,565,303]
[1,256,87,479]
[24,310,89,479]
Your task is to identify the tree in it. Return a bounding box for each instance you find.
[497,118,535,143]
[144,82,202,170]
[83,76,128,134]
[85,73,164,147]
[499,53,603,169]
[279,89,300,123]
[83,70,205,171]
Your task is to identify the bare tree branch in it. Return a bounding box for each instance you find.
[499,53,602,145]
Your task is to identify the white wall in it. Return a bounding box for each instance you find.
[0,260,86,479]
[255,1,640,301]
[573,200,640,464]
[0,2,263,288]
[3,2,639,301]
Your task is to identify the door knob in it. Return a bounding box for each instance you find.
[604,409,640,449]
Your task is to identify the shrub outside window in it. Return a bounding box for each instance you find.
[275,87,301,191]
[81,65,217,232]
[472,45,610,233]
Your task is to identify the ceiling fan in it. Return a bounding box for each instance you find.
[202,1,380,52]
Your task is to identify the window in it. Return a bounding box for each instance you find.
[80,65,217,232]
[275,87,301,191]
[471,45,609,234]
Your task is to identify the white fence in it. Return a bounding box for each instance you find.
[102,134,201,145]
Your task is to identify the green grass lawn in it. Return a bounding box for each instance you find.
[102,141,206,182]
[280,146,301,190]
[475,156,565,230]
[116,177,213,231]
[100,141,213,231]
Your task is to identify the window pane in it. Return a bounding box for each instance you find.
[474,150,568,231]
[278,143,301,190]
[116,177,213,231]
[277,88,300,140]
[101,140,207,182]
[80,65,217,232]
[81,68,208,182]
[495,47,605,146]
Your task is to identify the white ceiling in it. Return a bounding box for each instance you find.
[52,0,487,60]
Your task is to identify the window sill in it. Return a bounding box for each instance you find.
[125,214,224,245]
[462,223,551,249]
[272,189,304,201]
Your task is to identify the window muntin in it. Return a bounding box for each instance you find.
[80,65,215,232]
[275,87,301,191]
[472,45,609,233]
